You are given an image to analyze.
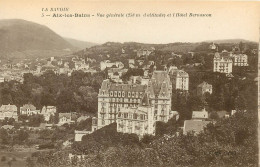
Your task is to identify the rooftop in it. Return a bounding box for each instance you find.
[183,120,211,135]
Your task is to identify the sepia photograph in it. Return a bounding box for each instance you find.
[0,0,259,167]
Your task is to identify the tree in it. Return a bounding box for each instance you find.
[0,129,10,144]
[28,114,45,127]
[1,156,6,162]
[141,134,155,144]
[76,118,92,131]
[234,95,247,111]
[13,130,29,144]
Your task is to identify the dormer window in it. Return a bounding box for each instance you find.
[132,92,135,97]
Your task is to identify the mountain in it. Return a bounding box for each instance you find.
[203,39,255,44]
[64,37,98,49]
[0,19,76,59]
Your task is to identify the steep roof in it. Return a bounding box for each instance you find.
[150,71,171,96]
[140,92,150,106]
[109,83,146,92]
[216,110,228,118]
[214,52,232,61]
[59,112,77,120]
[197,81,212,88]
[184,120,211,135]
[0,104,17,112]
[20,104,36,111]
[192,109,209,119]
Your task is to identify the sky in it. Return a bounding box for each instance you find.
[0,0,259,44]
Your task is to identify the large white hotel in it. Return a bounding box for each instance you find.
[97,71,174,137]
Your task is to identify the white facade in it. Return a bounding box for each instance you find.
[41,106,56,121]
[197,81,213,96]
[117,106,155,137]
[58,113,76,125]
[97,71,172,129]
[74,130,92,141]
[233,54,248,66]
[0,104,18,121]
[169,68,189,91]
[136,49,153,57]
[213,52,233,74]
[100,60,124,71]
[20,104,40,116]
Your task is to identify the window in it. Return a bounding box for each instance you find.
[110,91,113,97]
[114,91,117,97]
[118,91,121,97]
[124,113,128,118]
[133,113,138,119]
[122,91,125,97]
[128,92,131,97]
[132,92,135,97]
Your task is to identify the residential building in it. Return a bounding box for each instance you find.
[1,125,14,130]
[97,70,172,129]
[197,81,212,96]
[107,68,128,83]
[169,111,179,121]
[209,42,218,51]
[100,60,124,71]
[192,108,209,120]
[58,113,77,125]
[92,117,98,132]
[183,120,211,135]
[0,104,18,121]
[74,130,92,142]
[41,106,56,121]
[117,105,155,137]
[129,76,142,85]
[74,59,90,71]
[232,54,248,66]
[77,116,90,122]
[0,76,5,83]
[136,48,153,57]
[20,104,40,116]
[128,59,135,68]
[168,68,189,91]
[215,110,230,119]
[213,52,233,74]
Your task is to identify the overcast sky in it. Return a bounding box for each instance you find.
[0,0,259,44]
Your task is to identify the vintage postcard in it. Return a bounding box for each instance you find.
[0,0,259,167]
